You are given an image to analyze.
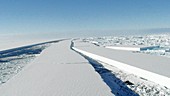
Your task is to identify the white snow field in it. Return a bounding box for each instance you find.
[72,40,170,89]
[0,40,113,96]
[0,37,57,51]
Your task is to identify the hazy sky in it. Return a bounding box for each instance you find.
[0,0,170,37]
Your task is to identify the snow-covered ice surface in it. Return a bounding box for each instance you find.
[0,40,113,96]
[0,39,64,84]
[0,34,63,51]
[1,34,170,96]
[72,40,170,96]
[0,42,51,84]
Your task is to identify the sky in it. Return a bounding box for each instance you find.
[0,0,170,37]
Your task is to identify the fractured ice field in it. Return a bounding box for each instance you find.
[83,34,170,58]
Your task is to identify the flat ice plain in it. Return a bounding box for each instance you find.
[0,40,113,96]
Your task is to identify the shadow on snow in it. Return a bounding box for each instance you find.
[71,41,139,96]
[0,40,63,62]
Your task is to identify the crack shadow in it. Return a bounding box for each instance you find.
[84,56,139,96]
[71,41,139,96]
